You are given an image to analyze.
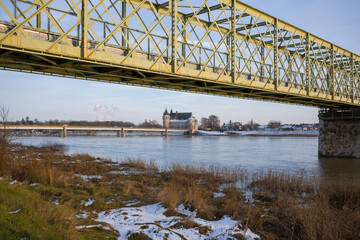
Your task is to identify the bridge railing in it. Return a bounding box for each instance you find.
[319,108,360,119]
[0,0,359,106]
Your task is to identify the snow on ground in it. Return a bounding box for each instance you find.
[75,174,103,182]
[9,209,22,214]
[196,130,318,136]
[82,199,95,207]
[96,202,260,240]
[75,224,103,229]
[196,130,228,136]
[213,192,226,198]
[76,211,90,219]
[124,199,142,207]
[225,130,318,136]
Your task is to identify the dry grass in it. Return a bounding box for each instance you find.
[0,143,359,240]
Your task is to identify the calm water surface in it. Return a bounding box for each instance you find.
[16,135,360,179]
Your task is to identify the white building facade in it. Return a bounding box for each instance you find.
[162,109,198,132]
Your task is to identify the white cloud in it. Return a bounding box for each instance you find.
[93,104,119,121]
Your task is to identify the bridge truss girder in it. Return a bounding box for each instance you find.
[0,0,359,109]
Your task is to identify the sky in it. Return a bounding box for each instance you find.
[0,0,359,125]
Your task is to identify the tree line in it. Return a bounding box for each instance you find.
[199,115,282,131]
[10,117,162,128]
[11,116,282,131]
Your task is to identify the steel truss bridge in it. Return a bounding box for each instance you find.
[0,0,359,108]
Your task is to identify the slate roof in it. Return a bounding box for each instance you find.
[170,112,192,120]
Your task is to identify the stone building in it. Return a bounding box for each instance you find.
[162,108,198,132]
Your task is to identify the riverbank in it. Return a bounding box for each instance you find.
[0,143,359,239]
[195,130,319,137]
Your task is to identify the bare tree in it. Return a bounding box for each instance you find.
[200,117,208,130]
[137,119,162,128]
[0,104,10,174]
[267,120,281,130]
[208,115,220,131]
[245,119,259,131]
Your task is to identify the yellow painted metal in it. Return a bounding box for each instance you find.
[0,0,359,109]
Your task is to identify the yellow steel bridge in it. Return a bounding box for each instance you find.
[0,0,359,108]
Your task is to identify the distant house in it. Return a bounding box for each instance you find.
[221,121,243,131]
[280,125,293,131]
[292,125,303,131]
[257,125,267,131]
[162,108,198,131]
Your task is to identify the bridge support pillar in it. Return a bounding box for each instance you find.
[319,109,360,158]
[61,126,67,138]
[164,129,168,137]
[121,128,125,138]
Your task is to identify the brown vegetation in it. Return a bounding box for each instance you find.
[0,141,359,239]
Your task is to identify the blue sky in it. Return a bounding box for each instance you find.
[0,0,359,125]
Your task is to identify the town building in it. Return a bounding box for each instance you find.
[221,121,244,131]
[162,108,198,132]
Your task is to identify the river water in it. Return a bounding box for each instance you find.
[15,135,360,179]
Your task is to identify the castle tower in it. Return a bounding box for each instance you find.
[162,108,170,128]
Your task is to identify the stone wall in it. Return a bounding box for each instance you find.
[319,115,360,158]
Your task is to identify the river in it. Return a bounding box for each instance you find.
[15,135,360,179]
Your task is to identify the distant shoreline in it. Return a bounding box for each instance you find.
[194,130,319,137]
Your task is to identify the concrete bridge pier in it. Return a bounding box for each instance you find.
[164,129,168,137]
[318,109,360,158]
[61,126,67,138]
[117,128,125,138]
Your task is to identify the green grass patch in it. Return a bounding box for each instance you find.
[0,180,117,240]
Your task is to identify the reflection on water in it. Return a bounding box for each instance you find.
[318,157,360,179]
[15,135,360,180]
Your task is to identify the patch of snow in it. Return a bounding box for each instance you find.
[244,190,255,203]
[226,130,318,136]
[196,130,228,136]
[75,174,103,182]
[82,199,95,207]
[96,203,260,240]
[109,169,144,175]
[75,224,103,229]
[177,204,196,218]
[244,229,261,239]
[0,177,3,181]
[28,183,38,187]
[53,199,60,205]
[76,211,90,218]
[213,192,225,198]
[9,208,22,214]
[108,170,130,175]
[10,180,17,185]
[124,200,141,207]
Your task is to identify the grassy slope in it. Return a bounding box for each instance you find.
[0,143,359,240]
[0,180,117,240]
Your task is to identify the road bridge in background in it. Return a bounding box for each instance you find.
[4,125,188,137]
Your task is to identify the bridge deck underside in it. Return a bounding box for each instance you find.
[0,0,359,109]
